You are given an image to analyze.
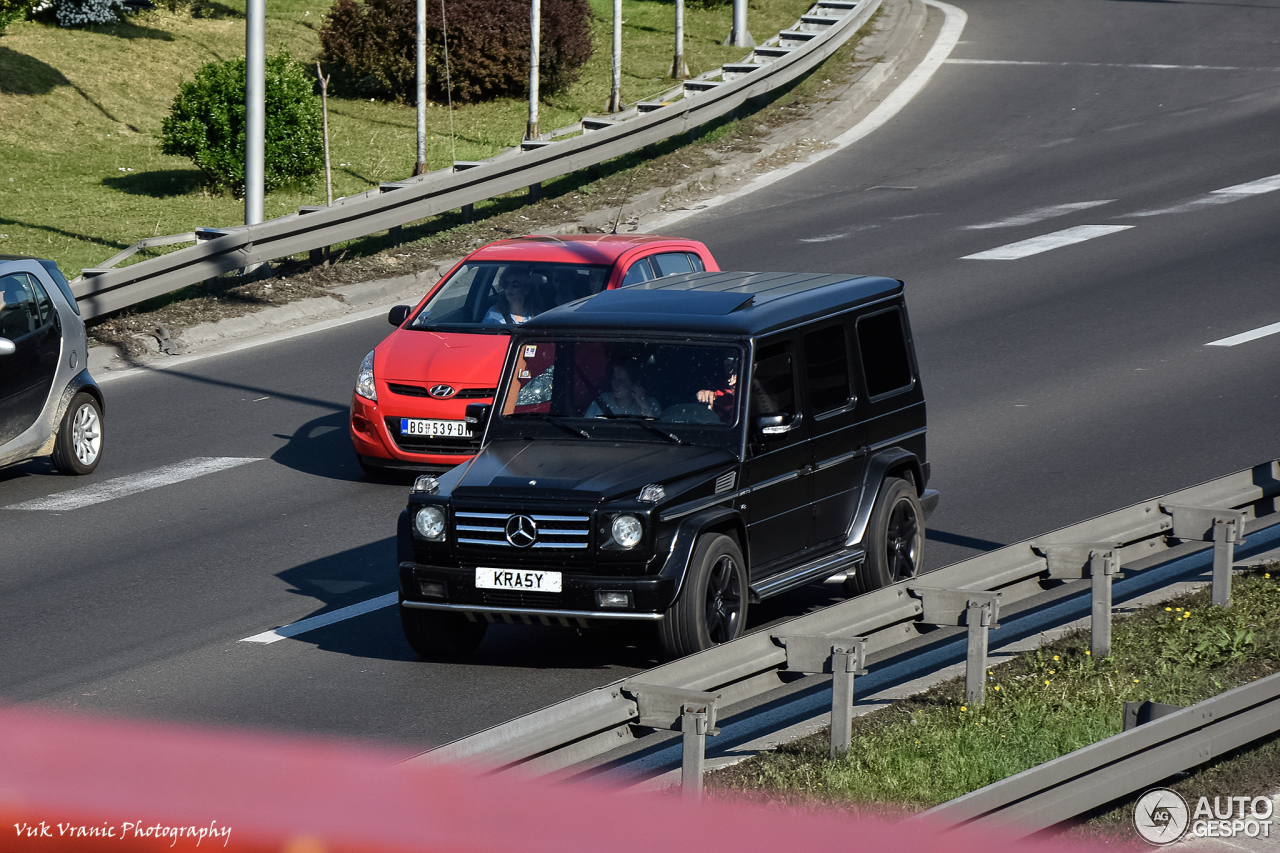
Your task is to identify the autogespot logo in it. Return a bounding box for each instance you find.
[1134,788,1190,845]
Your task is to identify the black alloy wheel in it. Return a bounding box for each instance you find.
[658,533,748,659]
[845,477,924,595]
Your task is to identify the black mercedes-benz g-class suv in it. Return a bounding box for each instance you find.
[396,271,938,659]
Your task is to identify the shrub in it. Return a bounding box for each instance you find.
[0,0,38,30]
[50,0,124,27]
[319,0,593,104]
[159,53,325,197]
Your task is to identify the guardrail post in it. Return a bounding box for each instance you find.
[621,682,720,800]
[1089,550,1120,658]
[1213,517,1242,607]
[1161,504,1248,608]
[775,635,867,757]
[910,588,1001,706]
[681,702,709,800]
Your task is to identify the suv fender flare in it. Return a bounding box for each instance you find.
[659,506,747,606]
[845,448,928,548]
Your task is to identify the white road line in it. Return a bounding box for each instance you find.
[645,0,969,232]
[1127,172,1280,217]
[962,225,1134,260]
[963,200,1116,230]
[1207,321,1280,348]
[946,59,1280,72]
[4,457,261,511]
[240,592,398,644]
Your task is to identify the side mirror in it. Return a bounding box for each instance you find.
[0,338,14,356]
[388,305,411,327]
[465,403,492,429]
[755,412,795,440]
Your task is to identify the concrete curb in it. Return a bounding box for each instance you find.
[87,0,928,376]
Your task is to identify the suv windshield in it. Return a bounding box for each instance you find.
[496,338,743,432]
[409,261,610,331]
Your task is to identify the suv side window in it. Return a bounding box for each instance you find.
[803,324,852,415]
[856,307,914,398]
[749,342,796,418]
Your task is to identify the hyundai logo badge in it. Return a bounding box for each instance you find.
[429,384,457,399]
[505,515,538,548]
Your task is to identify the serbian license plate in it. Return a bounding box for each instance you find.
[475,567,562,593]
[401,418,471,438]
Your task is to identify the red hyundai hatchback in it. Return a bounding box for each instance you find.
[350,234,720,475]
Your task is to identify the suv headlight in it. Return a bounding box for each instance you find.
[414,505,446,541]
[355,350,377,402]
[610,514,643,549]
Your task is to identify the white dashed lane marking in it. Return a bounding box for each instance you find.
[240,593,398,644]
[1207,321,1280,348]
[963,200,1116,230]
[1127,172,1280,217]
[962,225,1134,260]
[4,457,261,511]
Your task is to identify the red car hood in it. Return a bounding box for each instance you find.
[378,329,510,385]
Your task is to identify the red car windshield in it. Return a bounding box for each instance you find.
[409,261,610,331]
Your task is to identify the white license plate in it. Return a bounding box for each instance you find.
[475,567,562,593]
[401,418,471,438]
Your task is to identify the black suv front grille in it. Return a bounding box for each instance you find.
[455,510,590,550]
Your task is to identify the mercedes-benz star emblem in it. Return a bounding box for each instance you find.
[505,514,538,548]
[428,384,457,399]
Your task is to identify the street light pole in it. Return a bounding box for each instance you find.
[527,0,540,139]
[244,0,265,227]
[414,0,427,175]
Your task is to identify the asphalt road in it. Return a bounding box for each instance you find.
[2,0,1278,757]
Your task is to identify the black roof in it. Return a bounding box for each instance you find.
[523,271,903,336]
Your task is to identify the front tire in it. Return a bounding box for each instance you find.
[845,477,923,595]
[52,392,103,475]
[400,604,487,659]
[658,533,748,659]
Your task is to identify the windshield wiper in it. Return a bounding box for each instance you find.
[605,414,683,445]
[516,413,591,439]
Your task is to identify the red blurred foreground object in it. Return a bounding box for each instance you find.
[1,704,1122,852]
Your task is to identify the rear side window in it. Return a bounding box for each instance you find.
[651,252,694,277]
[803,324,851,414]
[856,308,914,398]
[620,258,655,287]
[38,259,80,316]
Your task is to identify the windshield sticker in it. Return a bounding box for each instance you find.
[520,369,531,379]
[524,345,538,357]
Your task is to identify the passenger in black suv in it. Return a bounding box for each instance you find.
[396,271,938,659]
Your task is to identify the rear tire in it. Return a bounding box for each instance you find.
[845,477,923,595]
[52,392,103,475]
[400,604,487,659]
[657,533,747,659]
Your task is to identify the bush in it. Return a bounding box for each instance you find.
[159,53,325,197]
[0,0,37,30]
[50,0,124,27]
[319,0,593,104]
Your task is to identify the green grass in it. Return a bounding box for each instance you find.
[708,567,1280,813]
[0,0,812,277]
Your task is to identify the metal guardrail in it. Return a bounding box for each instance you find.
[916,671,1280,837]
[69,0,882,320]
[408,460,1280,779]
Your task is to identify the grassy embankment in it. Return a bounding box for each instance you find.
[0,0,812,277]
[708,568,1280,835]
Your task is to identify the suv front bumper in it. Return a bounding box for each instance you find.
[398,561,677,625]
